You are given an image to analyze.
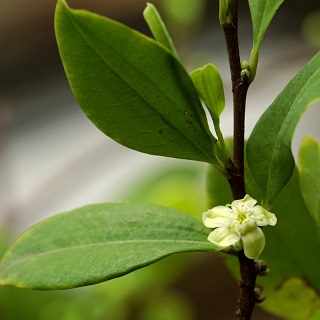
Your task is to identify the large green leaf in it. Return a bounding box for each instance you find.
[298,136,320,227]
[257,170,320,319]
[0,203,217,289]
[54,0,216,163]
[247,52,320,208]
[249,0,284,81]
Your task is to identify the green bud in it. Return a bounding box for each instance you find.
[219,0,230,25]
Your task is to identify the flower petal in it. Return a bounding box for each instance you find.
[232,194,257,211]
[202,206,231,228]
[235,219,256,235]
[243,194,257,208]
[252,206,277,226]
[208,227,240,247]
[242,226,265,260]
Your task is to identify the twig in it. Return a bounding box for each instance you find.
[220,1,257,318]
[233,251,257,319]
[222,0,248,200]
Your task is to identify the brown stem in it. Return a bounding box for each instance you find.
[233,251,257,320]
[227,76,249,199]
[222,0,248,200]
[221,1,257,319]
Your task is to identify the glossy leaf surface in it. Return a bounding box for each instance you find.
[249,0,284,80]
[247,52,320,208]
[55,0,216,163]
[298,136,320,227]
[0,203,217,289]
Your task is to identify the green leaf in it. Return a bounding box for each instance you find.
[298,135,320,227]
[54,0,216,163]
[260,277,320,320]
[247,52,320,208]
[190,64,225,124]
[143,3,178,57]
[0,202,217,289]
[258,169,320,319]
[191,64,227,162]
[249,0,284,81]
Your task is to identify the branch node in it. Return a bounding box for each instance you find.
[255,260,269,276]
[254,286,266,303]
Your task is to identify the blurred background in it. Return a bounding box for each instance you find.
[0,0,319,319]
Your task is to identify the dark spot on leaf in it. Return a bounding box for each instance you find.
[158,130,163,134]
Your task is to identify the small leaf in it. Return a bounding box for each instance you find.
[298,135,320,226]
[190,64,225,124]
[0,203,217,289]
[191,64,226,151]
[247,52,320,208]
[55,0,216,163]
[249,0,284,81]
[143,3,178,57]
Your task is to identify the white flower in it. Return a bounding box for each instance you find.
[202,194,277,260]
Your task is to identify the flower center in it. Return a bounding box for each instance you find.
[238,212,247,224]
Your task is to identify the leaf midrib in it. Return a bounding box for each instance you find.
[2,239,215,269]
[63,5,213,161]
